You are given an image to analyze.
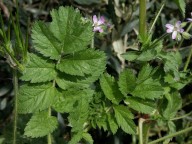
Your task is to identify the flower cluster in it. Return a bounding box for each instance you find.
[165,13,192,41]
[92,15,112,33]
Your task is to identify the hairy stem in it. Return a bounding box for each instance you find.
[148,126,192,144]
[183,45,192,72]
[47,107,52,144]
[13,69,18,144]
[139,0,147,38]
[149,0,166,34]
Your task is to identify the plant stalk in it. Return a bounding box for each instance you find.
[178,23,192,49]
[183,45,192,72]
[47,107,52,144]
[149,0,166,34]
[138,118,145,144]
[148,126,192,144]
[139,0,147,38]
[13,69,18,144]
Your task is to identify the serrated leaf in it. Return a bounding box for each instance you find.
[160,51,182,79]
[100,73,124,104]
[55,68,104,90]
[82,133,93,144]
[107,114,118,134]
[121,51,140,61]
[131,78,163,99]
[24,111,58,138]
[20,53,56,83]
[56,49,106,76]
[125,97,156,114]
[118,69,136,95]
[137,64,153,83]
[18,83,55,114]
[114,105,136,134]
[53,88,94,113]
[137,48,158,61]
[32,6,93,60]
[69,132,83,144]
[32,21,61,60]
[173,0,186,17]
[160,92,182,119]
[68,97,91,132]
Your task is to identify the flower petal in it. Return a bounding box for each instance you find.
[166,28,173,33]
[187,18,192,22]
[98,16,105,25]
[172,31,177,39]
[175,21,181,28]
[179,28,184,33]
[93,26,103,32]
[93,15,98,24]
[165,24,174,30]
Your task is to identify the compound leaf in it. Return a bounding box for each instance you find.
[82,133,93,144]
[18,83,55,114]
[118,69,136,95]
[125,97,156,114]
[114,105,136,134]
[100,73,124,104]
[56,49,106,76]
[20,53,56,83]
[131,78,163,99]
[53,88,94,113]
[24,111,58,138]
[32,6,93,60]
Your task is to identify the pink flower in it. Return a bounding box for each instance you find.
[165,21,184,40]
[92,15,105,33]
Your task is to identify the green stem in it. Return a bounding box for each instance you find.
[2,44,24,71]
[148,126,192,144]
[13,69,18,144]
[138,118,145,144]
[178,23,192,49]
[47,107,52,144]
[183,45,192,72]
[91,35,94,48]
[139,0,147,38]
[149,0,166,34]
[171,111,192,121]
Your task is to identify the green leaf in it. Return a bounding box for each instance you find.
[68,96,91,132]
[137,64,153,83]
[113,105,136,134]
[56,49,106,76]
[160,51,182,79]
[32,6,93,60]
[69,132,83,144]
[121,51,140,61]
[107,114,118,134]
[20,53,56,83]
[173,0,186,17]
[125,97,156,114]
[53,89,94,113]
[100,73,124,104]
[24,111,58,138]
[118,69,136,95]
[55,62,105,90]
[131,78,163,99]
[18,83,55,114]
[160,92,182,119]
[82,133,93,144]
